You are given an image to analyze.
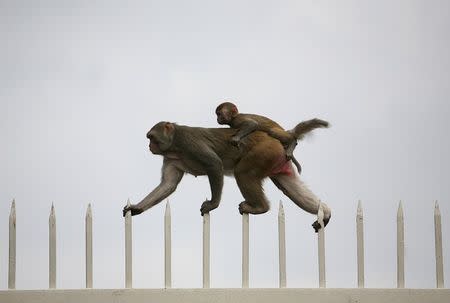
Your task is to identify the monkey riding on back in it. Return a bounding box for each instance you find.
[215,101,329,175]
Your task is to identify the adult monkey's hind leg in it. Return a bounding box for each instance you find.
[233,136,282,215]
[270,170,331,232]
[235,174,270,215]
[234,158,270,215]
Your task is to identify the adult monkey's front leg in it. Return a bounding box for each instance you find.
[123,160,184,216]
[198,152,224,216]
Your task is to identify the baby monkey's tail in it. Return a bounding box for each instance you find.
[289,118,329,141]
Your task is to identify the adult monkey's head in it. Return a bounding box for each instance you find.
[216,101,239,125]
[146,121,175,155]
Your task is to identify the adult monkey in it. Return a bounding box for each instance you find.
[123,121,331,231]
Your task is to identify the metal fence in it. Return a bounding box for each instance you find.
[2,199,449,303]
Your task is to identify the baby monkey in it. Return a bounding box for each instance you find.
[216,101,303,174]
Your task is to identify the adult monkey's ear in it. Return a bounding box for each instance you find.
[164,122,175,135]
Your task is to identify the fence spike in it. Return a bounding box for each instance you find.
[9,199,17,289]
[49,203,56,289]
[203,212,210,288]
[125,199,132,288]
[318,201,326,288]
[397,200,405,288]
[434,200,444,288]
[86,203,93,288]
[356,200,364,288]
[278,201,287,288]
[242,213,249,288]
[165,199,172,288]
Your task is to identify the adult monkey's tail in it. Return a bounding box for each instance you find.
[289,118,329,141]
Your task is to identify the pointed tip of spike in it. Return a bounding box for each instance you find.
[357,200,363,216]
[165,200,171,214]
[317,200,324,225]
[278,200,285,216]
[86,203,93,217]
[10,199,16,218]
[435,200,441,216]
[397,200,404,218]
[49,203,56,223]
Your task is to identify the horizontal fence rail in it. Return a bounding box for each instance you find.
[2,198,448,303]
[1,288,450,303]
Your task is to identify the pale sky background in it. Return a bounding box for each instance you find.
[1,0,449,290]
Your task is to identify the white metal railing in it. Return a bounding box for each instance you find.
[4,199,447,290]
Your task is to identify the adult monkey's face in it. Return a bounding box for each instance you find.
[146,122,175,155]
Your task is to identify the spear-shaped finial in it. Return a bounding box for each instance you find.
[357,200,363,216]
[278,200,285,217]
[435,200,441,216]
[165,200,171,216]
[317,200,324,228]
[9,199,16,223]
[86,203,92,219]
[397,200,404,219]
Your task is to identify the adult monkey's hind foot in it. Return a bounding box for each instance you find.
[200,199,219,216]
[238,201,270,215]
[312,216,331,233]
[270,169,331,233]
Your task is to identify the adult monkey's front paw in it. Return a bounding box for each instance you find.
[238,201,252,215]
[200,200,219,216]
[123,204,143,217]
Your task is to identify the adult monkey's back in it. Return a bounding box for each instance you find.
[123,120,331,231]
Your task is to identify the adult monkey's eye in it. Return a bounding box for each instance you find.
[150,136,158,143]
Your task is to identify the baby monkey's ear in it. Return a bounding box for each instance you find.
[164,122,175,135]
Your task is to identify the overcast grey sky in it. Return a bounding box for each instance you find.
[1,0,449,290]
